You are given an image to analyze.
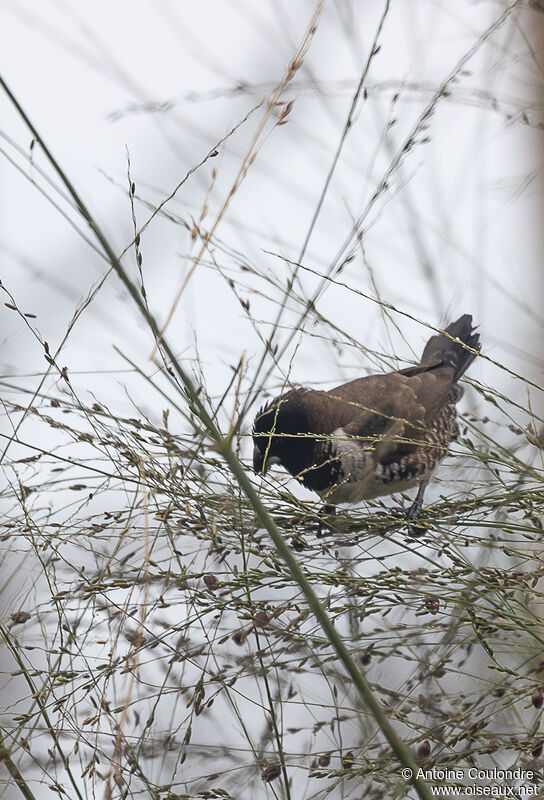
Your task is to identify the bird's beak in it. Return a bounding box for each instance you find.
[253,443,267,475]
[253,444,280,475]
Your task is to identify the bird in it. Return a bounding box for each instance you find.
[252,314,480,534]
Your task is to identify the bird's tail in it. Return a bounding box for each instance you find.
[420,314,480,383]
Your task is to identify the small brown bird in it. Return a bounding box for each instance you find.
[253,315,480,531]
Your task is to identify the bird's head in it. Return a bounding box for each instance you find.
[252,399,285,475]
[252,392,311,477]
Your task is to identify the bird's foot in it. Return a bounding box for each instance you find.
[396,480,430,537]
[406,521,427,538]
[317,504,336,538]
[406,499,423,521]
[404,491,427,537]
[387,500,427,537]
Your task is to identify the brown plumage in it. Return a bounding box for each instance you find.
[252,315,480,528]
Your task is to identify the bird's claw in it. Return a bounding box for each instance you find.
[387,503,427,537]
[406,522,427,538]
[317,504,336,537]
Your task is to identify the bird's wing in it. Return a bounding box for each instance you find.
[340,417,406,464]
[325,369,455,463]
